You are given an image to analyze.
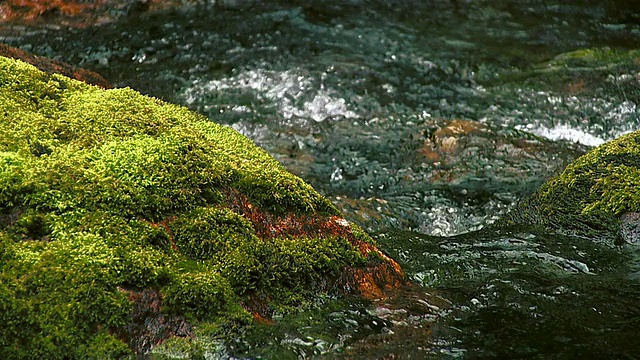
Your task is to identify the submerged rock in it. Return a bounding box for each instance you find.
[313,117,587,236]
[419,119,586,187]
[0,56,404,358]
[501,129,640,243]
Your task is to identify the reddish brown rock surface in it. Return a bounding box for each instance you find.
[419,118,586,184]
[0,43,112,88]
[0,0,109,24]
[0,0,197,27]
[198,187,406,305]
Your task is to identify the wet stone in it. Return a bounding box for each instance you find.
[620,212,640,244]
[0,0,202,27]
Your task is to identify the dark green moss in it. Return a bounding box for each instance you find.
[480,47,640,94]
[8,209,51,240]
[0,232,133,358]
[163,270,251,323]
[77,332,134,360]
[170,207,256,260]
[252,235,366,308]
[350,222,377,246]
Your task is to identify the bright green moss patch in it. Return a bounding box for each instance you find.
[0,56,337,217]
[0,231,133,358]
[150,336,208,360]
[0,56,387,358]
[501,130,640,241]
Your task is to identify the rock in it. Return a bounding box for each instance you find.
[0,55,404,357]
[500,129,640,243]
[419,119,584,185]
[0,0,112,24]
[620,212,640,244]
[0,43,112,88]
[0,0,233,27]
[313,117,587,235]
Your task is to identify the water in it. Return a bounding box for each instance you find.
[377,229,640,358]
[2,0,640,357]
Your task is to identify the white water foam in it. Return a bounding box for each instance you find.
[492,87,639,147]
[182,69,358,122]
[516,124,607,146]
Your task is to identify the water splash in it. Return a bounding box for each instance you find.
[182,69,358,122]
[516,123,606,146]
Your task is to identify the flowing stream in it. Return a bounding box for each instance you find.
[3,0,640,358]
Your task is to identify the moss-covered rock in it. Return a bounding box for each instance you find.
[548,47,640,69]
[500,129,640,243]
[0,44,112,89]
[0,56,404,358]
[480,47,640,87]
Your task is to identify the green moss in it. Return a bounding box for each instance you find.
[164,270,251,323]
[500,130,640,241]
[480,47,640,92]
[170,206,256,260]
[149,336,207,360]
[549,47,640,68]
[0,57,337,218]
[0,232,132,358]
[0,55,375,358]
[350,222,377,246]
[76,331,134,360]
[252,235,366,308]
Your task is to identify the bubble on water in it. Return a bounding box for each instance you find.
[420,204,462,236]
[488,87,638,145]
[605,100,638,127]
[330,167,344,182]
[285,91,357,122]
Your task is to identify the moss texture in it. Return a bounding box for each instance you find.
[0,56,402,358]
[500,129,640,242]
[548,47,640,68]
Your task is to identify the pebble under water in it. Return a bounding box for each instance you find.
[3,0,640,358]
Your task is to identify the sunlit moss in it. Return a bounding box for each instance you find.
[0,56,372,358]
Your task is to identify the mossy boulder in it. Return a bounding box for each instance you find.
[0,56,404,358]
[501,129,640,243]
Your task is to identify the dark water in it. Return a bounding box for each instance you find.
[3,0,640,358]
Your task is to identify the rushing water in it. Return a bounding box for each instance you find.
[2,0,640,358]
